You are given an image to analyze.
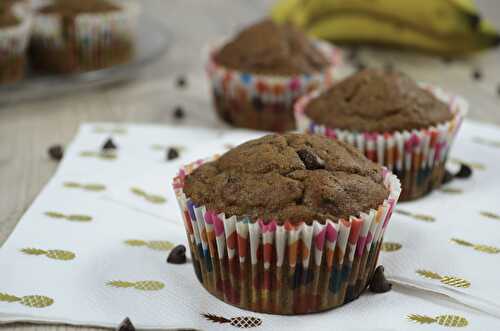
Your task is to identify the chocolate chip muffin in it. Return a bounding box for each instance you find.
[207,19,340,132]
[173,133,401,314]
[0,3,30,85]
[30,0,140,74]
[295,69,467,201]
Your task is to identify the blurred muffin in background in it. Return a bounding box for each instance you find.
[206,19,341,132]
[30,0,140,74]
[0,3,31,84]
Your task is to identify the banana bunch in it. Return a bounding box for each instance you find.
[271,0,500,54]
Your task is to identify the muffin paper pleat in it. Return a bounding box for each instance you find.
[172,158,401,314]
[0,5,32,84]
[205,40,341,131]
[294,84,468,201]
[30,0,140,73]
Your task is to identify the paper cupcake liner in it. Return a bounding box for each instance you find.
[172,157,401,314]
[30,0,140,73]
[0,4,32,84]
[205,40,342,132]
[294,84,468,201]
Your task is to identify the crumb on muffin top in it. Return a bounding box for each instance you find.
[305,69,453,133]
[183,133,389,224]
[214,19,330,76]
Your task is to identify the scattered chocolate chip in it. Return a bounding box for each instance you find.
[116,317,135,331]
[297,149,325,170]
[48,145,64,161]
[167,245,186,264]
[167,147,179,161]
[176,75,187,88]
[369,265,392,293]
[173,106,185,120]
[472,69,482,81]
[455,163,473,179]
[102,138,117,151]
[442,170,454,184]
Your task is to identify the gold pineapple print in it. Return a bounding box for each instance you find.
[63,182,106,192]
[21,248,75,261]
[0,292,54,308]
[480,211,500,221]
[381,242,402,252]
[130,187,166,204]
[203,313,262,328]
[80,150,117,160]
[407,314,468,327]
[124,239,174,251]
[416,270,470,288]
[395,209,435,222]
[451,238,500,254]
[44,211,92,222]
[106,280,165,291]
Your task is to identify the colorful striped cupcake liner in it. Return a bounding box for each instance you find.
[0,4,31,84]
[172,157,401,314]
[206,40,342,132]
[30,0,140,73]
[294,84,468,201]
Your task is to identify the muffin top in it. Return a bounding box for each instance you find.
[214,20,330,76]
[183,133,389,224]
[0,5,19,28]
[305,69,453,133]
[39,0,120,16]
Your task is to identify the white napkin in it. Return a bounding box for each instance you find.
[1,122,499,330]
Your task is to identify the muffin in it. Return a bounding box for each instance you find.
[173,133,401,314]
[295,69,467,201]
[206,19,341,132]
[0,3,31,84]
[30,0,140,74]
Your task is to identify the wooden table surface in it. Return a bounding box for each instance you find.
[1,1,499,330]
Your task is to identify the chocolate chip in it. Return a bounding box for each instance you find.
[176,75,187,88]
[167,147,179,161]
[442,170,454,184]
[116,318,135,331]
[102,138,117,151]
[173,106,185,120]
[297,149,325,170]
[369,265,392,293]
[472,69,482,81]
[167,245,186,264]
[48,145,64,161]
[455,163,472,179]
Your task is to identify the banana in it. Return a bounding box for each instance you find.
[271,0,500,54]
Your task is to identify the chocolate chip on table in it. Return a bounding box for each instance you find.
[369,265,392,294]
[173,106,185,120]
[176,75,187,88]
[166,147,179,161]
[48,145,64,161]
[167,245,186,264]
[102,138,117,151]
[116,317,135,331]
[442,170,454,184]
[455,163,473,179]
[297,149,325,170]
[472,68,482,81]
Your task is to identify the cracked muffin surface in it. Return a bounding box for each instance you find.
[305,69,453,132]
[183,133,389,224]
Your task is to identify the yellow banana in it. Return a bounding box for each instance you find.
[271,0,500,54]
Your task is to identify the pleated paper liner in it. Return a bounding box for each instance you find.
[172,157,401,315]
[294,84,468,201]
[205,40,342,132]
[0,4,32,84]
[29,0,140,74]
